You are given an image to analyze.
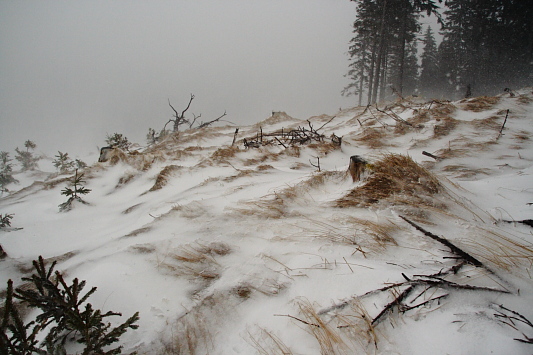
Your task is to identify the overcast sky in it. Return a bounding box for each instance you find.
[0,0,369,159]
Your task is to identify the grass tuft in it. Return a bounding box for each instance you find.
[336,154,442,212]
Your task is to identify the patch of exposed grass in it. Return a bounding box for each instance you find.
[433,117,459,138]
[149,165,182,191]
[231,171,345,219]
[336,154,441,210]
[354,127,386,148]
[460,96,500,112]
[297,216,398,254]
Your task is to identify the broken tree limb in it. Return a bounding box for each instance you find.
[231,128,239,146]
[372,285,415,325]
[422,151,441,161]
[497,109,510,139]
[399,216,484,268]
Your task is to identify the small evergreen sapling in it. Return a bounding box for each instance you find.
[52,151,75,174]
[105,133,131,151]
[0,213,14,228]
[14,140,40,171]
[0,151,18,192]
[1,256,140,354]
[59,169,91,212]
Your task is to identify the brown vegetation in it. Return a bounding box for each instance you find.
[336,154,443,218]
[460,96,500,112]
[149,165,182,191]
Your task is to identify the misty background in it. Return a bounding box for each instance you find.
[0,0,367,159]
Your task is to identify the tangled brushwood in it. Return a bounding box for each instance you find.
[0,256,139,354]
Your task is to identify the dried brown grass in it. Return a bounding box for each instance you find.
[296,299,352,355]
[116,171,138,188]
[460,96,500,112]
[336,154,442,210]
[433,117,459,138]
[297,216,397,254]
[160,242,231,282]
[517,94,533,104]
[460,226,533,273]
[429,101,456,120]
[471,116,501,130]
[149,165,182,191]
[441,165,491,179]
[231,171,345,219]
[248,327,294,355]
[307,141,341,155]
[355,127,386,148]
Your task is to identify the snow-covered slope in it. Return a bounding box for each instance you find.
[1,90,533,354]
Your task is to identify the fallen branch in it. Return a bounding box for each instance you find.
[422,151,441,161]
[399,216,484,268]
[372,285,415,325]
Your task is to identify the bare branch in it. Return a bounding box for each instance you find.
[181,93,195,118]
[197,110,227,129]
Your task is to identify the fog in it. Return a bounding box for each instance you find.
[0,0,357,158]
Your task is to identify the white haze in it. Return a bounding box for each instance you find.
[0,0,358,158]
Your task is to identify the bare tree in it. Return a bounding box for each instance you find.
[165,94,195,132]
[163,94,228,133]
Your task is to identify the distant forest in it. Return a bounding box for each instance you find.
[343,0,533,104]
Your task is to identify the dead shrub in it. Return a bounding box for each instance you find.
[336,154,442,210]
[149,165,182,191]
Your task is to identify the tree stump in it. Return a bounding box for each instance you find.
[349,155,367,182]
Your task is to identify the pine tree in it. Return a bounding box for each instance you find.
[15,140,40,171]
[0,151,18,192]
[52,151,75,174]
[439,0,532,98]
[345,0,442,104]
[419,26,440,98]
[105,133,131,151]
[2,257,140,354]
[59,169,92,212]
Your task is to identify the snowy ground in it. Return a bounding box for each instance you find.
[1,90,533,354]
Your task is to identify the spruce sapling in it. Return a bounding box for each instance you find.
[0,213,14,228]
[59,169,91,212]
[105,133,131,151]
[0,151,18,192]
[2,256,140,354]
[14,140,40,171]
[52,151,75,174]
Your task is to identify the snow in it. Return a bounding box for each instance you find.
[1,89,533,354]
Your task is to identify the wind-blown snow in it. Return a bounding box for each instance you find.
[1,90,533,354]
